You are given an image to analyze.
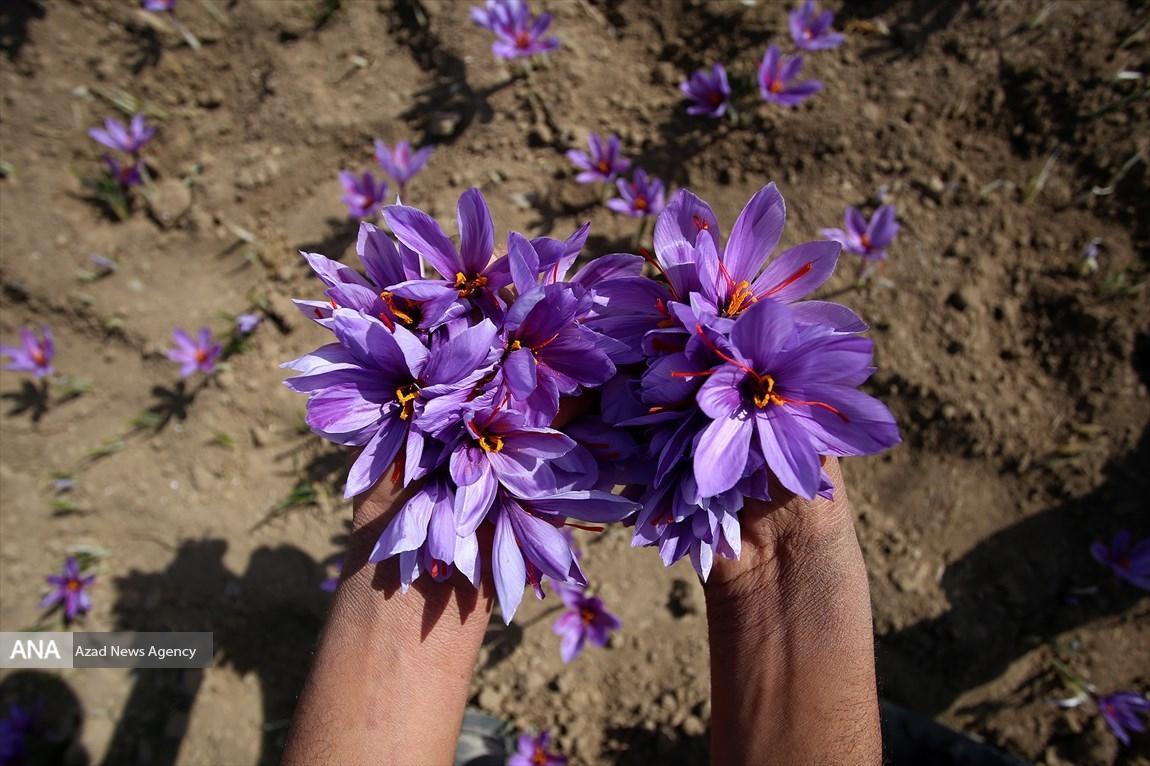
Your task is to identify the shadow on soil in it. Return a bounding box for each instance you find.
[878,331,1150,714]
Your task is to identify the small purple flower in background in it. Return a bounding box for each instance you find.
[607,169,666,218]
[1,326,55,378]
[53,477,75,494]
[320,558,343,593]
[167,327,221,377]
[374,139,433,194]
[508,730,567,766]
[566,133,630,184]
[758,44,822,107]
[339,170,388,219]
[88,115,154,156]
[40,556,95,623]
[142,0,177,10]
[0,700,41,765]
[90,255,118,274]
[235,313,262,335]
[1091,530,1150,590]
[680,63,731,118]
[102,155,142,188]
[471,0,559,60]
[1097,691,1150,746]
[820,204,900,261]
[552,583,621,663]
[1080,237,1102,274]
[789,0,844,51]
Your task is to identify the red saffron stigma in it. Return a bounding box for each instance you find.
[759,261,813,299]
[563,521,605,533]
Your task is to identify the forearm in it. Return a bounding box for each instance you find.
[705,463,881,766]
[283,488,493,766]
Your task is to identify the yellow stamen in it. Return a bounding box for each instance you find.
[725,279,756,317]
[509,339,523,352]
[751,374,785,409]
[395,383,420,420]
[478,434,504,453]
[454,272,488,298]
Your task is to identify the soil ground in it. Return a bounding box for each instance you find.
[1,0,1148,764]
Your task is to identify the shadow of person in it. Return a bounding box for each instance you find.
[106,539,327,766]
[0,0,45,62]
[877,334,1150,714]
[0,669,90,765]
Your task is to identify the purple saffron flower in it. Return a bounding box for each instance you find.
[566,133,631,184]
[235,313,262,335]
[508,730,567,766]
[758,44,822,107]
[490,489,636,621]
[552,583,621,662]
[339,170,388,219]
[607,169,666,218]
[283,309,499,497]
[382,189,514,329]
[820,205,900,261]
[789,0,844,51]
[370,475,480,591]
[1097,691,1150,746]
[1,326,54,378]
[680,64,731,118]
[142,0,176,10]
[102,154,142,188]
[40,556,95,623]
[167,327,221,377]
[373,139,433,191]
[88,115,154,155]
[0,701,41,765]
[1091,530,1150,590]
[693,299,900,500]
[294,221,426,330]
[470,0,559,60]
[320,558,343,592]
[450,407,577,531]
[501,265,617,406]
[652,185,856,333]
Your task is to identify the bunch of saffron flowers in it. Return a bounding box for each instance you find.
[284,183,900,617]
[285,189,641,621]
[584,183,900,576]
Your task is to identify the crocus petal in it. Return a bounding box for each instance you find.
[457,188,496,275]
[697,365,747,419]
[729,298,795,372]
[384,203,461,279]
[421,319,497,384]
[357,222,405,288]
[867,205,900,249]
[454,464,498,536]
[694,413,753,497]
[493,507,527,623]
[755,408,820,499]
[723,183,786,284]
[789,301,868,333]
[344,417,406,498]
[505,347,539,399]
[751,240,840,303]
[369,488,434,561]
[509,231,542,294]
